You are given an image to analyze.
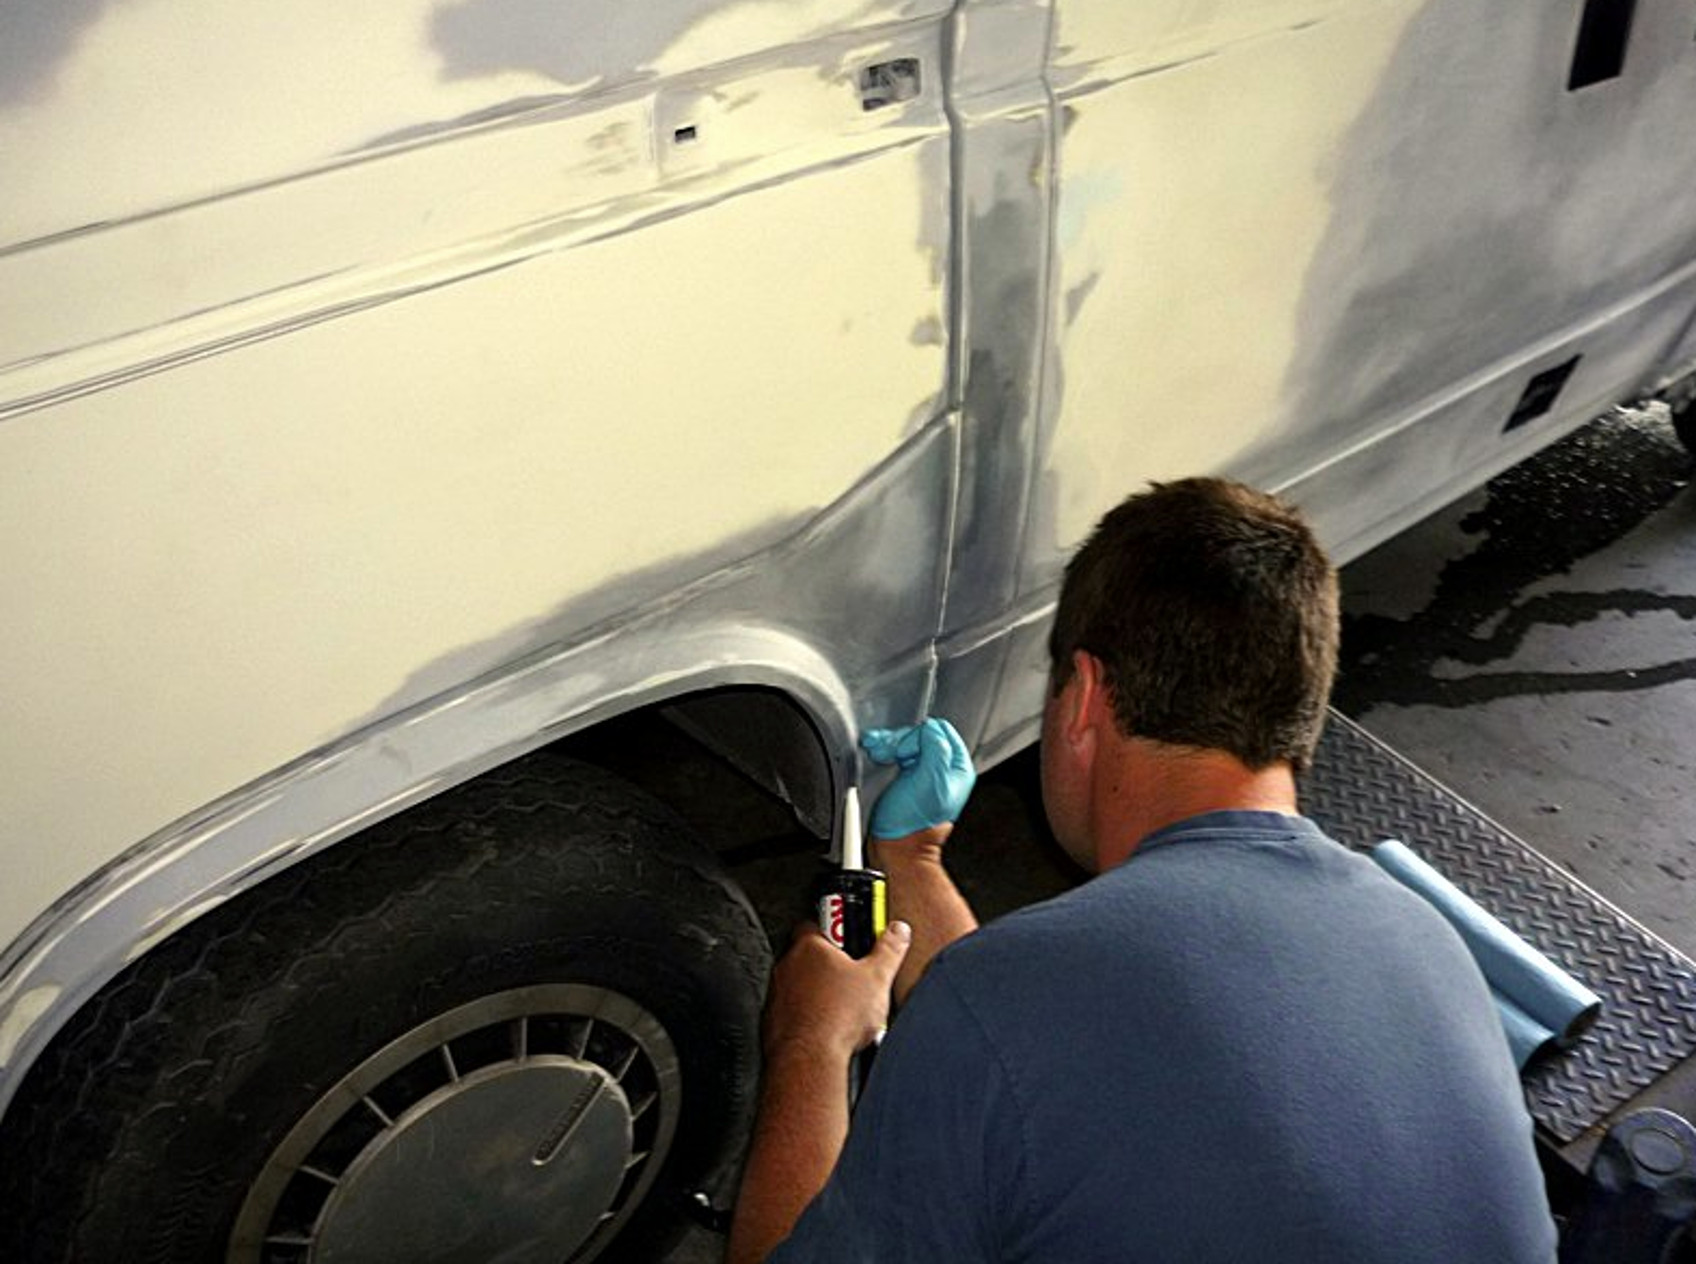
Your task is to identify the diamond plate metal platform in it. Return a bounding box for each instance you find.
[1307,711,1696,1150]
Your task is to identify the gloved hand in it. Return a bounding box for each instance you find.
[859,717,977,840]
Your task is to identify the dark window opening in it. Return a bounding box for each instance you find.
[1568,0,1637,90]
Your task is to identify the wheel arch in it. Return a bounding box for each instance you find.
[0,618,852,1124]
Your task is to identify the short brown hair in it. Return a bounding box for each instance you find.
[1048,478,1338,771]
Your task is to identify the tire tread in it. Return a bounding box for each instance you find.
[0,749,768,1264]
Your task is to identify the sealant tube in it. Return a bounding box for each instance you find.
[817,868,888,958]
[817,787,888,1108]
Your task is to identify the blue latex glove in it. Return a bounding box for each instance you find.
[859,717,977,840]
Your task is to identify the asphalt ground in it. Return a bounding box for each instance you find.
[1337,404,1696,959]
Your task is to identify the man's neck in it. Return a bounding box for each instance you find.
[1089,739,1299,871]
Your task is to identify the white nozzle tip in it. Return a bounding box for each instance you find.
[842,786,864,871]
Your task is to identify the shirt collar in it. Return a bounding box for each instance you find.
[1133,809,1322,857]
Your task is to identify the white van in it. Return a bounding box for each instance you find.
[4,2,1696,1258]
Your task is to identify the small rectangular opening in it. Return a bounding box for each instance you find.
[859,59,921,112]
[672,124,698,145]
[1504,356,1582,432]
[1568,0,1637,90]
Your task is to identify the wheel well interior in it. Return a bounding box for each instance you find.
[551,686,837,855]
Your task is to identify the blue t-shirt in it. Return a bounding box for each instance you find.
[772,811,1557,1263]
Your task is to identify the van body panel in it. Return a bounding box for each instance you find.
[0,407,960,1095]
[2,0,953,245]
[6,0,1696,1142]
[1,3,955,975]
[1030,0,1696,586]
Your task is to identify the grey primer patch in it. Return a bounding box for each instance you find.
[429,0,724,88]
[1064,272,1101,326]
[910,314,944,346]
[1276,0,1696,483]
[356,94,576,154]
[0,0,110,106]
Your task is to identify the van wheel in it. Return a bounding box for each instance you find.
[0,752,771,1264]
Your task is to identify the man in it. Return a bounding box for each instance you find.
[728,478,1557,1263]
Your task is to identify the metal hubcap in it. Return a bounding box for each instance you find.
[314,1059,632,1261]
[229,986,681,1264]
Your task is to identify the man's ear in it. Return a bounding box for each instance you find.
[1062,650,1109,744]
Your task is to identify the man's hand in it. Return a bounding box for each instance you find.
[859,717,981,1006]
[763,921,912,1061]
[860,717,977,841]
[727,922,911,1264]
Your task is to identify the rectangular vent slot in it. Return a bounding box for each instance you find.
[859,59,921,112]
[1569,0,1637,89]
[1505,356,1582,432]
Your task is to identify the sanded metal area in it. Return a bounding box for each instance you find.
[1306,710,1696,1145]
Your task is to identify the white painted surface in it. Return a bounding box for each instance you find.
[7,0,1696,1102]
[1,0,947,243]
[1,2,952,948]
[1040,0,1417,565]
[1031,0,1696,587]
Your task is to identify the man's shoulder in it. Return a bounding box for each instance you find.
[924,875,1141,1008]
[926,813,1438,1010]
[946,812,1327,951]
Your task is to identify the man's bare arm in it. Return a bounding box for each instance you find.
[873,824,978,1006]
[725,1034,851,1264]
[730,719,974,1258]
[726,923,911,1264]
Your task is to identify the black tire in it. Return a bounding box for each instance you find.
[0,749,771,1263]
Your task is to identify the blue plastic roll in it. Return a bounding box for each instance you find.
[1372,840,1602,1067]
[1492,989,1556,1069]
